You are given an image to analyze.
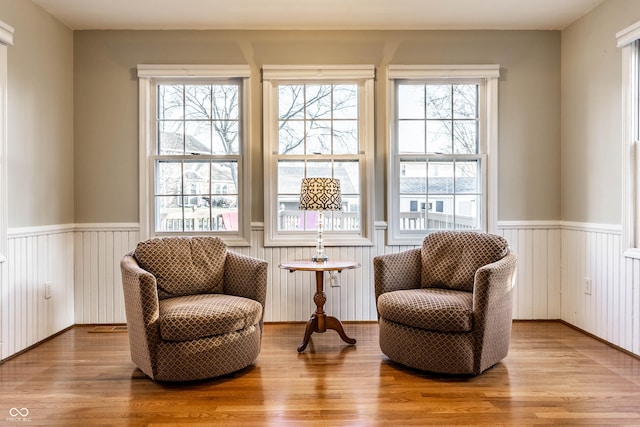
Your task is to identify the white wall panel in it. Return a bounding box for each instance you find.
[73,225,139,325]
[1,226,75,360]
[497,224,562,321]
[560,224,635,354]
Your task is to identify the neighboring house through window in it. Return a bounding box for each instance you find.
[262,65,375,247]
[387,65,499,246]
[619,21,640,257]
[138,65,251,246]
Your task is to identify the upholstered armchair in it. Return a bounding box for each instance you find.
[373,231,517,375]
[120,236,268,382]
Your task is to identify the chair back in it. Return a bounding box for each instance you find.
[134,236,227,299]
[421,231,509,292]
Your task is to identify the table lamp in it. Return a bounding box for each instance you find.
[299,177,342,262]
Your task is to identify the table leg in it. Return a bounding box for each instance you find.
[297,269,357,352]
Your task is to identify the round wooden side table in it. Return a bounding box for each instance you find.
[278,259,361,352]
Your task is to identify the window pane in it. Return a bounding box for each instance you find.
[306,84,332,119]
[456,161,480,194]
[306,161,332,178]
[307,120,332,154]
[453,121,477,154]
[333,85,358,119]
[334,195,359,231]
[400,161,426,194]
[453,85,477,119]
[158,121,184,155]
[279,120,304,154]
[185,121,211,154]
[427,197,454,230]
[213,161,238,195]
[277,195,303,231]
[184,85,211,120]
[158,85,184,120]
[156,161,182,195]
[334,161,359,194]
[428,161,454,194]
[184,161,210,196]
[212,120,239,154]
[212,196,238,231]
[399,195,427,230]
[398,120,425,154]
[426,85,452,119]
[397,85,424,119]
[279,85,304,120]
[333,120,358,154]
[278,161,305,194]
[156,196,182,232]
[456,195,480,228]
[213,85,239,120]
[426,120,452,154]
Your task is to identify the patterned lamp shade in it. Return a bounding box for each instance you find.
[299,178,342,211]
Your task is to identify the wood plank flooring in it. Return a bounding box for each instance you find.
[1,321,640,426]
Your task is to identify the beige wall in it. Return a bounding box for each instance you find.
[0,0,74,227]
[561,0,640,224]
[73,29,561,224]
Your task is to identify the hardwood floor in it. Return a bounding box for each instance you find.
[1,321,640,426]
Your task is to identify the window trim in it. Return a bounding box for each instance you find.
[386,65,500,246]
[618,22,640,258]
[0,21,13,263]
[262,65,376,247]
[137,64,252,246]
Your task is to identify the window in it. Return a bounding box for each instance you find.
[262,65,375,247]
[387,65,499,246]
[618,22,640,257]
[0,21,12,263]
[138,65,251,246]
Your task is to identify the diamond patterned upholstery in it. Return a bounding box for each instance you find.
[121,236,268,382]
[374,231,517,375]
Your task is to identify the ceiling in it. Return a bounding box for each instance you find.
[31,0,605,31]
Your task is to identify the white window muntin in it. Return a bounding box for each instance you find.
[262,65,375,247]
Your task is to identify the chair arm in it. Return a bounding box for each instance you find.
[373,248,422,301]
[120,254,161,378]
[223,251,268,308]
[472,251,518,318]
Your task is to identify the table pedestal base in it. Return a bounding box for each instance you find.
[297,313,357,353]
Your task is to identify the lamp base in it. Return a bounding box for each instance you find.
[311,253,328,262]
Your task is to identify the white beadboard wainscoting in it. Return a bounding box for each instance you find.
[73,224,140,324]
[560,222,638,355]
[2,225,75,360]
[2,221,638,361]
[70,222,565,324]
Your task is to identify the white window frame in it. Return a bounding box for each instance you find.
[618,22,640,258]
[262,65,375,247]
[387,65,500,246]
[0,21,13,263]
[138,64,252,246]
